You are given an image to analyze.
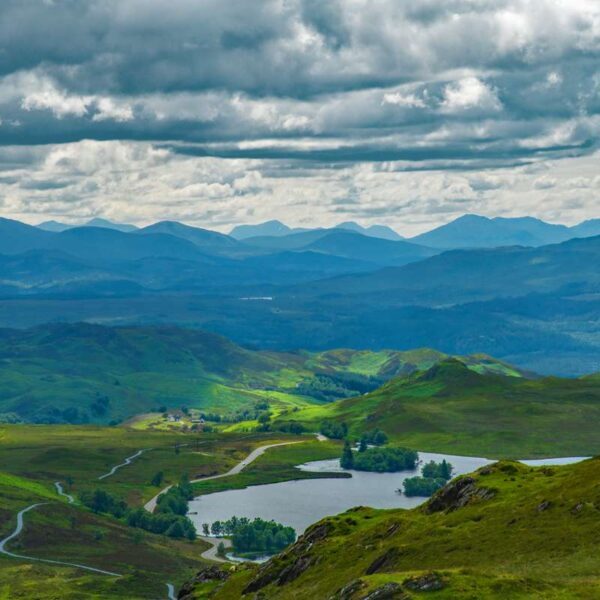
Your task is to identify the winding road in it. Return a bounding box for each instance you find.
[198,536,233,562]
[144,440,303,513]
[2,438,321,592]
[54,481,75,504]
[98,448,151,480]
[0,503,121,576]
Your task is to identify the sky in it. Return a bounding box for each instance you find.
[0,0,599,236]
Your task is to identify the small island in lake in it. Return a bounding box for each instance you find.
[403,459,454,497]
[340,440,418,472]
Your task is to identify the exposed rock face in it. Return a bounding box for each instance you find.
[425,477,496,513]
[276,556,313,585]
[329,579,366,600]
[361,582,407,599]
[365,547,400,574]
[242,522,332,594]
[177,565,229,599]
[403,572,445,592]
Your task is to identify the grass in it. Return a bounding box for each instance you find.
[192,457,600,599]
[0,425,300,505]
[191,438,345,496]
[0,424,313,599]
[0,323,524,426]
[284,359,600,458]
[0,472,205,599]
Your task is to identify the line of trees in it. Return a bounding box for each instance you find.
[80,475,196,540]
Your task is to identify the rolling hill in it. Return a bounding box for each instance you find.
[286,358,600,457]
[0,324,526,426]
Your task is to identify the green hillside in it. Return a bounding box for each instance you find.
[184,457,600,599]
[0,324,522,425]
[284,359,600,458]
[0,425,307,599]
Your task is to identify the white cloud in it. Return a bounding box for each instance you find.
[440,77,502,112]
[20,76,133,122]
[382,91,426,108]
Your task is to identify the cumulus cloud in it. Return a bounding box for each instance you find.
[440,77,502,112]
[0,0,598,227]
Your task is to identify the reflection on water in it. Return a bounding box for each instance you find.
[188,452,588,534]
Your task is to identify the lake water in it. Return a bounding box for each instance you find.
[188,452,589,534]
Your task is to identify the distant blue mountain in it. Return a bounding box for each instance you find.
[230,219,402,241]
[335,221,403,241]
[37,217,137,233]
[84,218,138,232]
[570,219,600,238]
[37,220,72,232]
[409,214,572,248]
[136,221,240,255]
[230,220,293,239]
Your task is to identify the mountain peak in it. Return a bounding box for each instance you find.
[230,220,291,239]
[84,218,138,232]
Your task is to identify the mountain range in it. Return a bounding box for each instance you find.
[36,214,600,248]
[0,215,599,375]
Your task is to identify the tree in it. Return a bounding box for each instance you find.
[150,471,164,487]
[440,459,453,480]
[421,459,453,481]
[258,412,271,424]
[211,521,223,536]
[340,440,354,469]
[165,520,185,539]
[217,542,227,557]
[373,430,388,446]
[358,437,367,453]
[202,523,210,536]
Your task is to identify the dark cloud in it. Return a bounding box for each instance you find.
[0,0,598,166]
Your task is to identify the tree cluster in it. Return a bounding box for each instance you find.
[320,420,348,440]
[203,517,296,556]
[359,428,388,447]
[340,443,418,472]
[80,475,196,540]
[402,459,454,497]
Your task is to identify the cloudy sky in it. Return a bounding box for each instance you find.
[0,0,599,235]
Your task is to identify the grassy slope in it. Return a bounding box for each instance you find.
[190,439,345,496]
[194,457,600,599]
[0,425,315,598]
[286,359,600,458]
[0,425,296,504]
[0,468,202,599]
[0,323,526,425]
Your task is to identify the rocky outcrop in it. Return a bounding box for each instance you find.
[242,521,332,594]
[425,477,496,513]
[177,565,229,599]
[329,579,366,600]
[361,582,407,599]
[365,547,400,574]
[403,572,445,592]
